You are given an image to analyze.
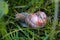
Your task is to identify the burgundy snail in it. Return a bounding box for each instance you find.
[15,11,48,28]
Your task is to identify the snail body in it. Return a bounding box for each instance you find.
[15,11,47,28]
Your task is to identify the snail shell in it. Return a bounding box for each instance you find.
[25,11,47,28]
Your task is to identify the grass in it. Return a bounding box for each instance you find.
[0,0,60,40]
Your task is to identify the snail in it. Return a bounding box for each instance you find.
[15,11,48,28]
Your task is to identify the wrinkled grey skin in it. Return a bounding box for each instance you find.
[15,12,29,21]
[15,12,30,27]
